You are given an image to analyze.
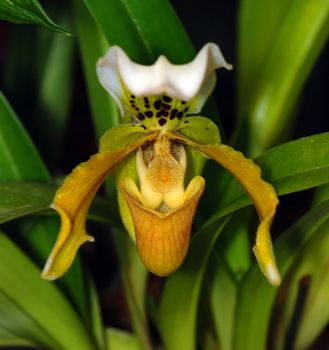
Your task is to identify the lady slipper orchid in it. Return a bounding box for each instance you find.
[41,43,281,286]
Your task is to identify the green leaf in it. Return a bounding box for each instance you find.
[0,327,36,347]
[34,9,74,165]
[271,221,329,350]
[216,133,329,282]
[0,180,121,226]
[209,252,237,350]
[81,0,195,64]
[219,209,253,279]
[0,181,54,224]
[0,290,54,348]
[113,231,152,350]
[106,328,140,350]
[86,276,106,350]
[0,0,69,34]
[217,132,329,217]
[312,183,329,207]
[73,0,119,200]
[0,232,96,350]
[24,217,91,326]
[0,92,89,335]
[158,217,230,350]
[73,0,119,138]
[201,132,329,296]
[0,91,50,181]
[237,0,329,156]
[238,0,287,111]
[232,200,329,350]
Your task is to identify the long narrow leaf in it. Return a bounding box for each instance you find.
[35,9,74,165]
[209,252,238,350]
[215,132,329,221]
[86,276,106,350]
[0,91,49,181]
[0,0,69,34]
[73,0,119,137]
[106,328,140,350]
[0,325,36,347]
[271,223,329,350]
[158,217,230,350]
[0,181,54,223]
[0,92,89,336]
[233,200,329,350]
[114,232,151,350]
[237,0,288,115]
[0,232,96,350]
[238,0,329,155]
[82,0,195,64]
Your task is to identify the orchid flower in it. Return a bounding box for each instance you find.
[41,43,281,286]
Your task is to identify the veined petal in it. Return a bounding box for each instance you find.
[42,133,157,280]
[120,176,205,276]
[196,143,281,286]
[96,43,232,116]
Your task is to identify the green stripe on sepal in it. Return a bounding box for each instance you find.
[176,116,221,181]
[99,123,149,151]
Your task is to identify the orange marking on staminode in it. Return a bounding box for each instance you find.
[162,175,169,183]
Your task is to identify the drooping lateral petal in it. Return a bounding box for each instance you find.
[42,133,157,281]
[120,176,205,276]
[185,140,281,286]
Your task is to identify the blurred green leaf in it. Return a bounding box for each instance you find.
[0,290,55,348]
[219,209,253,279]
[113,231,151,350]
[23,216,91,326]
[81,0,195,64]
[73,0,119,138]
[0,232,96,350]
[209,252,237,350]
[73,0,118,199]
[0,327,36,347]
[0,0,69,34]
[0,92,89,334]
[0,91,49,181]
[0,180,121,226]
[106,327,140,350]
[86,276,106,350]
[0,181,54,224]
[233,200,329,350]
[312,183,329,207]
[238,0,329,155]
[34,9,74,165]
[237,0,288,113]
[217,132,329,218]
[158,217,230,350]
[217,132,329,284]
[271,220,329,350]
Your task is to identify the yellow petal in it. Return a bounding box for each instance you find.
[194,143,280,286]
[120,176,205,276]
[42,133,157,281]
